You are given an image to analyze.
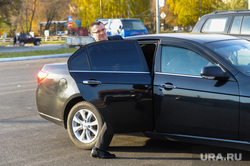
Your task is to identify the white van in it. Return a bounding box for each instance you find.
[97,18,148,37]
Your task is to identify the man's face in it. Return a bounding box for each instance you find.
[91,23,108,42]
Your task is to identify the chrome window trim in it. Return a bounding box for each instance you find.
[70,70,150,74]
[155,71,202,78]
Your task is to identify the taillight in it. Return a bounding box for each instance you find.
[37,71,48,84]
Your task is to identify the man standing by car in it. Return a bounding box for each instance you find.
[89,21,108,42]
[88,21,119,159]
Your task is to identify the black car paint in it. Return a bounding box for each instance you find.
[153,39,239,140]
[37,33,250,151]
[18,34,41,45]
[68,40,154,133]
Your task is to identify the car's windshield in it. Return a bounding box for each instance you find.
[206,39,250,76]
[121,20,146,31]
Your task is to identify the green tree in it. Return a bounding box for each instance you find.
[167,0,224,27]
[222,0,248,10]
[73,0,151,29]
[0,0,22,35]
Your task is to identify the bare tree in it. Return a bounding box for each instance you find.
[17,0,38,34]
[42,0,63,30]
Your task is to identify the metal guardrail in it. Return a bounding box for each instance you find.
[0,36,67,43]
[41,36,66,42]
[0,38,12,43]
[65,36,94,46]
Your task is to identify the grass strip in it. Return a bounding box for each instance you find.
[0,47,78,59]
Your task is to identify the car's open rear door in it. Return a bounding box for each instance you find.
[68,40,153,133]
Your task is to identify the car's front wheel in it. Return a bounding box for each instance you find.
[67,101,103,149]
[20,41,25,46]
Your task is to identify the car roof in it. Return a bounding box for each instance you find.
[126,33,240,44]
[202,10,250,17]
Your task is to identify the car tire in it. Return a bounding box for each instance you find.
[20,41,25,46]
[34,40,40,46]
[67,101,103,149]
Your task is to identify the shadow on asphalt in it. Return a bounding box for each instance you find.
[110,138,250,161]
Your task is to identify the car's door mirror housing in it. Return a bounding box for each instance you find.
[201,66,229,80]
[118,25,123,34]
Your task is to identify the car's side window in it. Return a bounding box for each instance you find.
[241,16,250,34]
[161,46,215,76]
[68,47,90,70]
[87,41,148,72]
[230,16,242,34]
[201,17,229,33]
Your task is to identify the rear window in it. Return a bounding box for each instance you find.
[201,17,229,33]
[68,48,90,70]
[87,40,148,72]
[121,20,147,31]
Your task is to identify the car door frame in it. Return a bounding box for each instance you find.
[68,40,154,133]
[153,39,240,140]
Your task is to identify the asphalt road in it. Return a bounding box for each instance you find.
[0,58,250,166]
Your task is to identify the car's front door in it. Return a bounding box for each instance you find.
[68,40,153,133]
[26,35,32,43]
[154,41,239,140]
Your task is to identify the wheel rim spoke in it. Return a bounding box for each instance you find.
[88,127,97,136]
[85,130,92,141]
[89,119,98,126]
[79,129,86,141]
[73,125,82,133]
[73,115,83,125]
[79,109,86,121]
[86,111,92,121]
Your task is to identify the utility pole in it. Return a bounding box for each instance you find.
[128,3,130,18]
[156,0,160,34]
[100,0,103,18]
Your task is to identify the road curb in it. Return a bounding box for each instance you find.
[0,53,72,62]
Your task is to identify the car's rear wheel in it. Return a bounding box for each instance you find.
[34,40,40,46]
[67,101,103,149]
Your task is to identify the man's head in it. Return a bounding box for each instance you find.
[89,21,108,42]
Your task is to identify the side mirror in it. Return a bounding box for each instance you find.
[118,25,123,34]
[201,66,229,80]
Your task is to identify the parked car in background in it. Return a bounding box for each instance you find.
[18,34,41,46]
[98,18,148,37]
[192,10,250,40]
[37,33,250,151]
[57,31,65,36]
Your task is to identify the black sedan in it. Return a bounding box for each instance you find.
[36,33,250,151]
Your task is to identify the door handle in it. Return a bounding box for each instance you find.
[159,83,176,90]
[83,80,102,85]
